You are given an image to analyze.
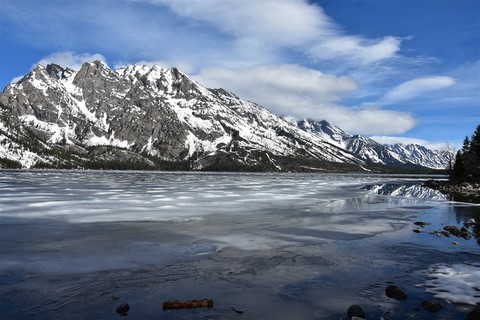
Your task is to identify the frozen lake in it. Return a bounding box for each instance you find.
[0,171,479,319]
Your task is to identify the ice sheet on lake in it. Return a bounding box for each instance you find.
[1,171,479,319]
[0,171,433,224]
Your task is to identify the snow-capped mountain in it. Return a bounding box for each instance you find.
[298,119,450,170]
[0,61,449,171]
[0,61,364,171]
[386,144,451,170]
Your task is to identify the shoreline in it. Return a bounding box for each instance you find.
[423,180,480,204]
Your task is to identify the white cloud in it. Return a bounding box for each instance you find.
[146,0,336,46]
[141,0,401,64]
[310,36,402,64]
[197,64,358,104]
[36,52,107,70]
[381,76,456,104]
[325,106,417,136]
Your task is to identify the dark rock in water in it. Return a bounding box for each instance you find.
[347,305,366,319]
[440,230,450,237]
[444,225,462,236]
[421,300,443,312]
[443,225,473,240]
[414,221,431,227]
[461,227,472,240]
[231,306,244,314]
[413,228,423,233]
[385,285,407,300]
[466,305,480,320]
[116,303,130,315]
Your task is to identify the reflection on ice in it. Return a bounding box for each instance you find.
[363,183,447,200]
[212,234,295,251]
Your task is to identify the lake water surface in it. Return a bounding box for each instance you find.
[0,171,479,319]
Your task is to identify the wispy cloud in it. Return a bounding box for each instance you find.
[144,0,402,65]
[197,64,358,105]
[310,36,402,64]
[326,106,417,136]
[381,76,456,105]
[156,0,335,46]
[36,52,106,70]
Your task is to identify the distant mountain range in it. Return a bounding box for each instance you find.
[0,61,451,171]
[297,119,450,170]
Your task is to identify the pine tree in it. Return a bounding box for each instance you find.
[449,124,480,183]
[469,124,480,158]
[462,136,470,153]
[451,151,466,183]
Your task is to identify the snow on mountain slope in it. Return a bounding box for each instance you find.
[298,119,450,169]
[0,61,364,170]
[386,144,451,170]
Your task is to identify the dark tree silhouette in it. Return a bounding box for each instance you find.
[451,124,480,183]
[451,151,466,183]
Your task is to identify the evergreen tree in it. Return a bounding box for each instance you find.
[451,151,466,183]
[452,123,480,183]
[462,136,470,153]
[469,124,480,158]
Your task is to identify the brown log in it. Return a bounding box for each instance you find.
[163,298,213,310]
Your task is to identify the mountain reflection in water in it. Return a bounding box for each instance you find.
[365,182,480,245]
[363,183,447,200]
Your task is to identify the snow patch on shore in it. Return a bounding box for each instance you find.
[418,262,480,305]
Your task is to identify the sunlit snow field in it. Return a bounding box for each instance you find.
[0,171,479,319]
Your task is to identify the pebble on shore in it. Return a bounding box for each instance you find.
[421,300,443,312]
[115,303,130,315]
[347,305,366,319]
[385,285,407,301]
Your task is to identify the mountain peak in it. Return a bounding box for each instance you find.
[45,64,75,80]
[88,60,110,70]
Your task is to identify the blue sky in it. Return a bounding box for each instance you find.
[1,0,479,150]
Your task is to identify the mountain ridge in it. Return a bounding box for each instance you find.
[297,119,450,170]
[0,61,450,171]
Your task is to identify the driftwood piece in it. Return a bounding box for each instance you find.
[163,298,214,310]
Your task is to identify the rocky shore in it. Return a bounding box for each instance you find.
[423,180,480,203]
